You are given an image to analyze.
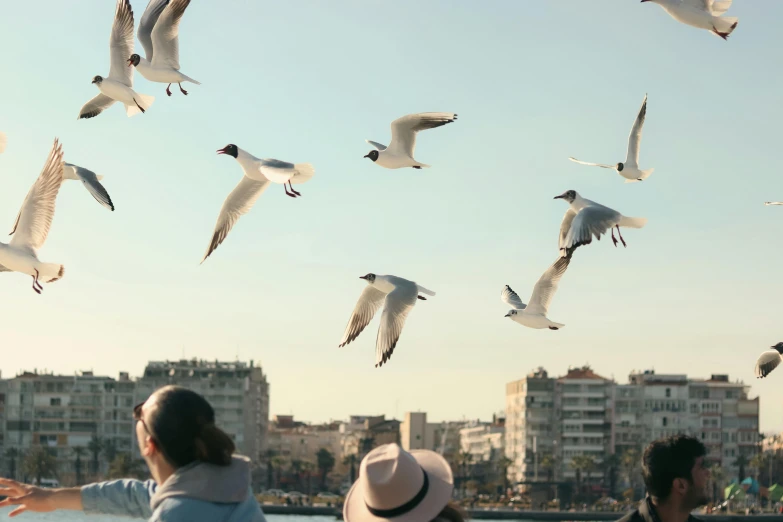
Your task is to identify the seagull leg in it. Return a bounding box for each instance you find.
[166,84,172,97]
[284,184,297,198]
[611,228,618,247]
[417,295,427,301]
[133,98,145,114]
[178,83,188,96]
[32,269,42,295]
[616,225,627,248]
[288,181,301,197]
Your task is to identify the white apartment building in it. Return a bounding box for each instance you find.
[506,366,761,491]
[505,367,556,484]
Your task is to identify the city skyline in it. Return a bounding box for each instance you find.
[1,1,782,437]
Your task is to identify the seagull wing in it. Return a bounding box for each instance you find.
[138,0,169,61]
[150,0,190,69]
[626,94,648,166]
[375,282,418,368]
[562,205,621,254]
[0,264,10,272]
[710,0,732,15]
[755,350,782,378]
[78,94,116,120]
[9,139,65,253]
[764,202,783,206]
[388,112,457,158]
[65,163,114,211]
[201,176,270,263]
[365,140,387,151]
[568,157,615,169]
[338,285,387,348]
[682,0,710,12]
[0,132,6,154]
[525,254,572,316]
[501,285,526,310]
[558,207,577,253]
[108,0,135,87]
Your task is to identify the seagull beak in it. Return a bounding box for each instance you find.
[127,58,133,67]
[504,313,511,317]
[553,193,565,200]
[216,147,227,155]
[91,79,97,84]
[359,275,368,280]
[363,154,371,159]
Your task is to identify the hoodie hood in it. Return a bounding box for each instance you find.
[151,455,252,510]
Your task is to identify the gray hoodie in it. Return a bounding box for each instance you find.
[82,455,266,521]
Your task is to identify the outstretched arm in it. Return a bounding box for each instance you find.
[0,479,83,516]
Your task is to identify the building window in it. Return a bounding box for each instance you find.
[662,417,668,427]
[50,398,61,406]
[665,388,671,398]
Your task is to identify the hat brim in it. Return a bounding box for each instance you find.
[343,450,454,522]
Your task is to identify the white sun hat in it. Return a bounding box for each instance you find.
[343,443,454,522]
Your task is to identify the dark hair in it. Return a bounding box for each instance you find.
[147,385,235,468]
[642,435,707,501]
[432,503,468,522]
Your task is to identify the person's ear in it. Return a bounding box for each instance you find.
[673,477,688,496]
[141,436,157,458]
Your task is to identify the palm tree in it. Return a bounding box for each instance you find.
[750,452,766,481]
[342,454,358,485]
[300,460,316,495]
[710,463,726,502]
[735,454,749,482]
[539,453,555,482]
[602,453,620,498]
[108,453,144,479]
[271,456,288,489]
[102,439,117,467]
[458,451,473,498]
[621,448,641,495]
[264,449,276,489]
[497,456,514,492]
[4,448,19,480]
[316,448,336,491]
[571,455,595,502]
[22,447,58,486]
[290,459,303,490]
[87,435,103,478]
[72,447,87,486]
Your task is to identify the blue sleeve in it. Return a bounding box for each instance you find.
[81,479,157,519]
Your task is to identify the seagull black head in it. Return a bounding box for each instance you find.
[127,54,141,67]
[505,310,518,318]
[364,150,379,162]
[91,75,103,85]
[217,144,238,158]
[553,190,577,203]
[616,162,624,172]
[359,273,376,283]
[773,342,783,354]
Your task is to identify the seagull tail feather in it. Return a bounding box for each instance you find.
[619,216,648,229]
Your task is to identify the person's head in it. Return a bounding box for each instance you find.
[343,443,457,522]
[134,385,235,483]
[642,435,710,509]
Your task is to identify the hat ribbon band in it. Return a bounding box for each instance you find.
[366,468,430,518]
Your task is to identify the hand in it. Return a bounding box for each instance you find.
[0,479,56,517]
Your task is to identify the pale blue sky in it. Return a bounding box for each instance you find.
[1,1,781,431]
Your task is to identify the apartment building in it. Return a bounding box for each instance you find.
[506,366,761,490]
[134,359,270,461]
[459,416,505,483]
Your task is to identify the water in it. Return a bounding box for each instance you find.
[0,508,534,521]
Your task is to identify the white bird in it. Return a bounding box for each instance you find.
[755,342,783,378]
[129,0,201,97]
[202,144,315,263]
[569,94,654,183]
[364,112,457,169]
[554,190,648,257]
[641,0,738,40]
[338,274,435,368]
[764,202,783,206]
[64,163,115,211]
[503,253,572,331]
[0,132,6,154]
[78,0,155,119]
[0,139,66,294]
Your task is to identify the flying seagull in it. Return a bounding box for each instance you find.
[339,274,435,367]
[79,0,155,119]
[201,145,315,263]
[364,112,457,169]
[0,132,6,154]
[503,252,573,330]
[764,202,783,206]
[569,94,654,183]
[64,163,115,211]
[555,190,647,257]
[0,139,66,294]
[641,0,738,40]
[755,342,783,378]
[130,0,201,96]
